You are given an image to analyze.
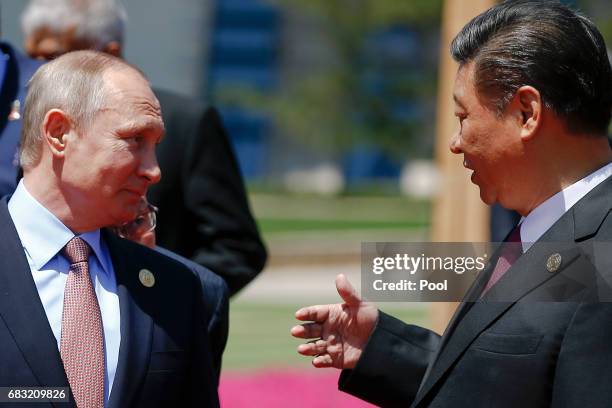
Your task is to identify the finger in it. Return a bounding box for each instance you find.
[295,305,330,322]
[335,274,361,306]
[290,323,323,339]
[312,354,334,368]
[297,339,328,356]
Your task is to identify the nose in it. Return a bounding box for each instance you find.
[449,129,462,154]
[140,148,162,185]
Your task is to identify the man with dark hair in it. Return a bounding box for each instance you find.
[292,1,612,406]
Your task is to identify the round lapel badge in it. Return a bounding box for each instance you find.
[139,269,155,287]
[546,253,562,273]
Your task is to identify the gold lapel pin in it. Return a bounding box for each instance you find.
[139,268,155,287]
[546,253,562,273]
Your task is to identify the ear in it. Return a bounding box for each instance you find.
[513,85,542,141]
[103,41,123,58]
[42,109,72,159]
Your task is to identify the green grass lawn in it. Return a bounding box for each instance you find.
[250,193,431,236]
[223,301,428,371]
[258,218,428,233]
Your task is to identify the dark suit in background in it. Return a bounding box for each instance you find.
[149,89,267,295]
[0,42,41,197]
[0,199,220,408]
[339,176,612,407]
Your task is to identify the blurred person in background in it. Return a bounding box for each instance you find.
[292,1,612,406]
[113,196,229,381]
[21,0,267,295]
[0,16,42,196]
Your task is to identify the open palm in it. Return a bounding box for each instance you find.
[291,274,379,369]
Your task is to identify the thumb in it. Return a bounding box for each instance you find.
[335,274,361,306]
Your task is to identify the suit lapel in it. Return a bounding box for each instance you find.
[415,245,498,396]
[0,200,72,408]
[414,176,612,407]
[415,242,580,405]
[105,232,153,408]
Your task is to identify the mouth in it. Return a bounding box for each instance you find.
[463,158,478,184]
[125,188,147,198]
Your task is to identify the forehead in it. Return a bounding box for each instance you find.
[101,68,164,133]
[453,62,476,105]
[103,68,159,109]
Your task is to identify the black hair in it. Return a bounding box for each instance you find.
[451,0,612,135]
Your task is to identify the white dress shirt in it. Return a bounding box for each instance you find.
[520,162,612,252]
[8,180,120,406]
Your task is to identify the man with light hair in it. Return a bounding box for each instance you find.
[0,50,219,407]
[21,0,268,296]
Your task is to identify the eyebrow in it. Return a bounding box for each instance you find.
[117,121,165,143]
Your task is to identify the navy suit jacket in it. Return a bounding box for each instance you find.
[0,198,220,407]
[0,43,42,197]
[154,245,229,382]
[340,176,612,407]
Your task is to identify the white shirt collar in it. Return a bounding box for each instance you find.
[8,179,112,274]
[520,162,612,251]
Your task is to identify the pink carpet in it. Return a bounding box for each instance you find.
[219,369,375,407]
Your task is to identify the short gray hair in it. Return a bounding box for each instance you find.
[21,0,127,49]
[20,50,139,169]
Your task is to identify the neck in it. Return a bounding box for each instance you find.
[516,135,612,216]
[23,170,99,233]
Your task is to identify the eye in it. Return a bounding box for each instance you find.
[126,135,143,145]
[455,113,467,129]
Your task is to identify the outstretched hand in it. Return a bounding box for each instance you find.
[291,274,379,369]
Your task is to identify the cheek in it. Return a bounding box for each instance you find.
[460,124,488,157]
[101,152,138,180]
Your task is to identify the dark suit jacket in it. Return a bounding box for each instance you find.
[340,176,612,407]
[0,198,220,407]
[0,43,42,197]
[148,89,267,296]
[154,245,229,381]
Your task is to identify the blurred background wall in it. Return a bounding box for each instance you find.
[3,0,212,98]
[4,0,607,191]
[2,0,443,192]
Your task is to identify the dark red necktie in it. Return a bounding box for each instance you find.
[481,224,523,296]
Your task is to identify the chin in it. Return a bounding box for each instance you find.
[478,188,497,206]
[111,209,138,227]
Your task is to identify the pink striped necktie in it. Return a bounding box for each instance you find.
[481,224,523,296]
[60,237,105,408]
